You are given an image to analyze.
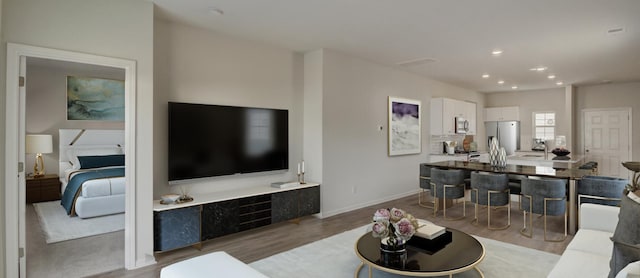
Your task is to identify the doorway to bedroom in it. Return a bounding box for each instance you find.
[4,43,138,278]
[24,57,127,277]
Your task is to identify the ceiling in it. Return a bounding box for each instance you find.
[152,0,640,93]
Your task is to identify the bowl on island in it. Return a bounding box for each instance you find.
[160,194,181,204]
[552,148,570,157]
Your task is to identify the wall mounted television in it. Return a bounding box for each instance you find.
[168,102,289,182]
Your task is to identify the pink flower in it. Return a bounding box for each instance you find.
[394,218,416,240]
[389,208,405,222]
[371,221,389,238]
[373,208,390,222]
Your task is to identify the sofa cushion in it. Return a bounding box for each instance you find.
[566,229,614,257]
[548,249,612,278]
[616,261,640,278]
[160,251,268,278]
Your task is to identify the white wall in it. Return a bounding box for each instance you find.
[485,88,567,151]
[575,82,640,160]
[2,0,155,269]
[0,0,5,273]
[25,60,125,176]
[153,20,303,197]
[318,49,481,217]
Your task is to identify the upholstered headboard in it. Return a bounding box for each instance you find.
[58,129,125,177]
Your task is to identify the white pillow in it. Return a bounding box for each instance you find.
[67,146,124,170]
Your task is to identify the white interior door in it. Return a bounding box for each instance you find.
[583,109,631,178]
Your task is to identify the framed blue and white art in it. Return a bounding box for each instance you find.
[67,76,125,121]
[388,96,421,156]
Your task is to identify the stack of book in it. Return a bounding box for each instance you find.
[415,220,446,240]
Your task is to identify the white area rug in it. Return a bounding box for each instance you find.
[250,225,561,278]
[33,200,124,244]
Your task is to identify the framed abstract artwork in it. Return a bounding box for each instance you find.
[388,96,421,156]
[67,76,125,121]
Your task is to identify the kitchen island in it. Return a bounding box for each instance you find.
[422,160,597,235]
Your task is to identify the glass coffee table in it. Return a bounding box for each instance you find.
[354,228,485,277]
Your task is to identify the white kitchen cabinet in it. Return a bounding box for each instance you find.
[484,106,519,121]
[431,97,476,135]
[465,101,476,135]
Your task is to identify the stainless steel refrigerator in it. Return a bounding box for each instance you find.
[485,121,520,155]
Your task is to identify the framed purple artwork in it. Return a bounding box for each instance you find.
[388,96,421,156]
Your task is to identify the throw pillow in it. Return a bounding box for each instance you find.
[609,194,640,277]
[77,154,125,169]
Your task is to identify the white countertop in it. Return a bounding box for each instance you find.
[153,182,320,211]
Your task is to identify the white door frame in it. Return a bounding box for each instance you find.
[581,107,633,175]
[4,43,138,277]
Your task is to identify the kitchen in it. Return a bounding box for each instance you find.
[428,86,631,177]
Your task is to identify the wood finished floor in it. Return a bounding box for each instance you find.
[94,193,571,278]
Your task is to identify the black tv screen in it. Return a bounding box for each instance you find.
[168,102,288,181]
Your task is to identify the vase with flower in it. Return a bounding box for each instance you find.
[371,208,420,254]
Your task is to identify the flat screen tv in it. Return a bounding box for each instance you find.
[168,102,288,181]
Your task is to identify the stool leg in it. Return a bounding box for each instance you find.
[443,184,465,221]
[520,194,533,238]
[471,188,479,226]
[487,189,510,230]
[544,197,568,242]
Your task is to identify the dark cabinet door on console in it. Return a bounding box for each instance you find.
[299,186,320,216]
[201,199,239,241]
[154,206,200,251]
[271,190,298,223]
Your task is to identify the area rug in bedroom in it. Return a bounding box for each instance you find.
[249,225,560,278]
[33,200,124,244]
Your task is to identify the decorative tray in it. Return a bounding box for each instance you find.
[160,196,194,205]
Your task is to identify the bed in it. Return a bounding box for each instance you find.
[58,129,126,219]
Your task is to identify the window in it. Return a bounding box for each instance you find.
[534,112,555,140]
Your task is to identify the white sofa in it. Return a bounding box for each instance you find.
[548,203,640,278]
[160,251,268,278]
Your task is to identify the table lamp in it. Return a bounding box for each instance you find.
[26,134,53,177]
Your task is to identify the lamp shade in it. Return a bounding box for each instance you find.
[26,134,53,154]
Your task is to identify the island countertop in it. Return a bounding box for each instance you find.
[423,160,595,180]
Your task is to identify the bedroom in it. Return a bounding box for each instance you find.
[24,57,128,277]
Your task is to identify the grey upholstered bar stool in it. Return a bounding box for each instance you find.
[520,177,568,242]
[470,172,510,230]
[418,164,432,208]
[430,168,466,220]
[577,175,627,226]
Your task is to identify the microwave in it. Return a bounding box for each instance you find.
[455,117,469,134]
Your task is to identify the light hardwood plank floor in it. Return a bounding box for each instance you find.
[94,193,571,278]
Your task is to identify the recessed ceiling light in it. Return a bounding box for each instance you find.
[209,7,224,15]
[498,80,505,84]
[547,74,556,79]
[491,49,503,56]
[482,74,490,79]
[511,85,518,89]
[530,66,547,72]
[556,81,564,86]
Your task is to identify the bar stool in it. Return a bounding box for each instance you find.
[520,177,568,242]
[470,172,510,230]
[577,175,627,226]
[430,168,466,220]
[418,164,433,208]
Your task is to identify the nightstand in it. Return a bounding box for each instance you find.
[26,174,61,203]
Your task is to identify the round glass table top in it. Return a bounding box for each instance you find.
[355,228,485,275]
